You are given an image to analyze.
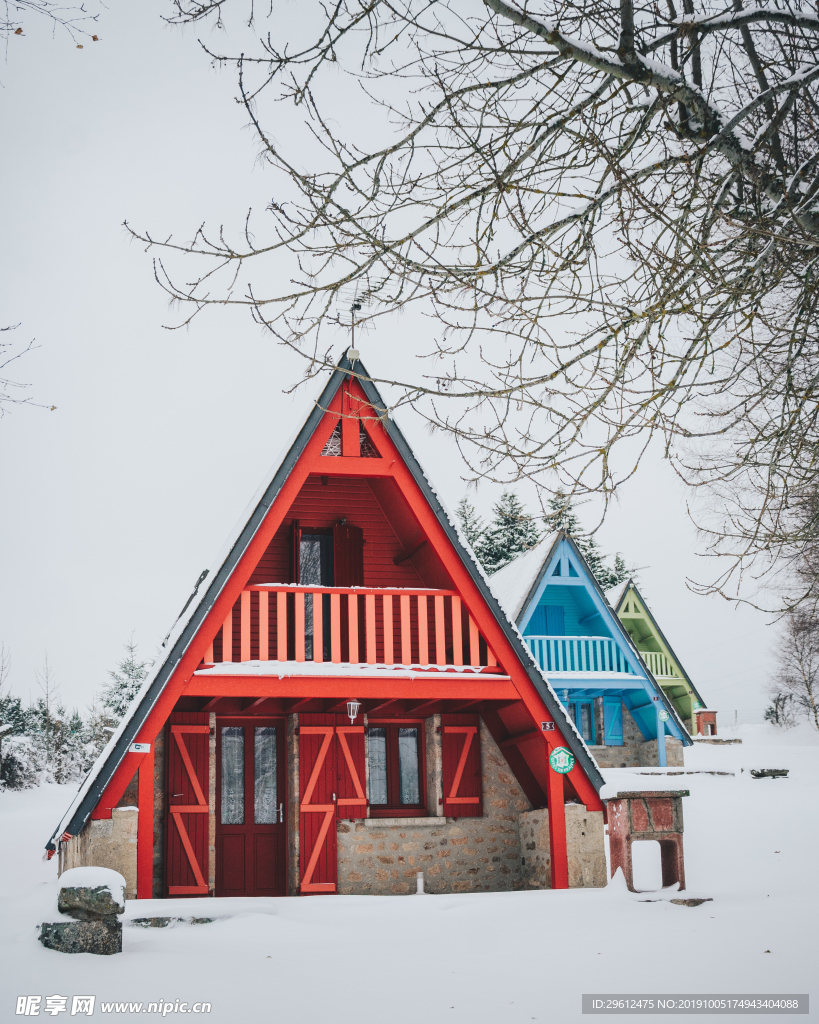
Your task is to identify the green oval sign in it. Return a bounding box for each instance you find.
[658,709,670,722]
[692,701,702,711]
[549,747,575,774]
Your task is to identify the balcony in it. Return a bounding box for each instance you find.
[203,586,498,671]
[524,636,634,676]
[640,651,680,679]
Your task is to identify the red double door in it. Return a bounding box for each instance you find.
[164,713,287,898]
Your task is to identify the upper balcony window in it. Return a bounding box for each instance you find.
[527,605,564,636]
[300,532,334,586]
[292,520,364,587]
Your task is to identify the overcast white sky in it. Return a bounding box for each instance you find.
[0,1,776,720]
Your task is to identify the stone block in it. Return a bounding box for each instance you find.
[58,886,125,920]
[39,919,122,955]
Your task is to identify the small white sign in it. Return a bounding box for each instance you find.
[129,742,151,753]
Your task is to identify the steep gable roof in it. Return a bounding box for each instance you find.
[612,579,707,710]
[48,353,606,851]
[489,533,560,621]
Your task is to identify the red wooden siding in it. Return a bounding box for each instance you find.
[441,713,483,818]
[249,475,425,588]
[165,712,210,896]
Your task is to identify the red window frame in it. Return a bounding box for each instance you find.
[367,718,427,818]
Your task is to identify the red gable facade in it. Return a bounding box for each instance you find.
[50,355,606,899]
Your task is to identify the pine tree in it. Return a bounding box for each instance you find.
[474,492,540,574]
[544,490,633,589]
[0,648,103,790]
[84,695,118,759]
[101,639,150,721]
[455,497,485,550]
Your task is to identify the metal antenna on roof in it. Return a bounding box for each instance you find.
[337,278,384,366]
[349,300,362,365]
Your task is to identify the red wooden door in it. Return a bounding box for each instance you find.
[335,725,366,819]
[166,712,210,896]
[441,713,483,818]
[299,715,367,894]
[216,718,286,897]
[299,714,337,893]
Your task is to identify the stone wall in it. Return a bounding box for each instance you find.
[336,719,531,895]
[639,737,684,767]
[590,702,685,768]
[59,808,138,900]
[518,804,606,889]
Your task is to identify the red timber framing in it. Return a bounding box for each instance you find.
[52,357,604,897]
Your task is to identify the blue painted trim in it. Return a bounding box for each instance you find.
[656,707,668,767]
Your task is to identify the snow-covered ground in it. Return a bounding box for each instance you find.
[1,725,816,1022]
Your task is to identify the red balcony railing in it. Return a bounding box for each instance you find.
[204,586,498,669]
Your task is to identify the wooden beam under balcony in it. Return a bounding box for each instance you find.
[183,675,518,701]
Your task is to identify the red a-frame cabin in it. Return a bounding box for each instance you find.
[49,354,606,899]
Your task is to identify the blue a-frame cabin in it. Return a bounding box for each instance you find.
[491,533,692,767]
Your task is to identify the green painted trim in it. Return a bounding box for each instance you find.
[614,581,707,729]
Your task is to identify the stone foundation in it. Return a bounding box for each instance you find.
[639,737,684,767]
[335,718,607,895]
[338,815,525,895]
[59,809,138,901]
[518,804,606,889]
[336,719,531,895]
[589,703,685,768]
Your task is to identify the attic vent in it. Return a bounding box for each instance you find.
[321,421,342,456]
[359,421,381,458]
[568,561,579,577]
[551,561,562,576]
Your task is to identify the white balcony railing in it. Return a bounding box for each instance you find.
[524,635,633,675]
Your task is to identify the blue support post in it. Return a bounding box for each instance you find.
[656,707,667,767]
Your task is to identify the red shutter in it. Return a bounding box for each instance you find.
[441,713,482,819]
[335,723,367,820]
[299,714,337,893]
[166,712,210,896]
[333,523,364,587]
